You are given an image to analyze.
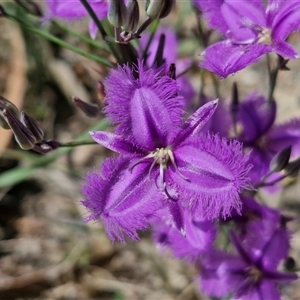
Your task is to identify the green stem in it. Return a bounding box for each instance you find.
[58,140,97,147]
[5,13,113,68]
[267,54,279,103]
[79,0,122,62]
[0,119,110,189]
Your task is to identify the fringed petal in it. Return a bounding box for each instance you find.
[103,60,184,149]
[168,133,252,219]
[81,156,165,243]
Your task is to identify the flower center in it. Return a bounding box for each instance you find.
[247,266,263,283]
[129,146,188,199]
[257,28,272,45]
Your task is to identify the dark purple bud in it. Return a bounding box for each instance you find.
[278,55,290,71]
[73,97,100,118]
[284,257,296,271]
[35,140,60,153]
[2,108,36,150]
[285,157,300,177]
[168,63,176,80]
[270,146,292,173]
[123,0,139,32]
[21,111,44,143]
[153,33,166,67]
[0,96,20,129]
[108,0,128,28]
[230,82,239,116]
[145,0,175,20]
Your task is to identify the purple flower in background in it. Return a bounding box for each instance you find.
[197,0,300,77]
[234,94,300,184]
[44,0,108,38]
[154,208,216,262]
[90,62,252,225]
[199,230,297,299]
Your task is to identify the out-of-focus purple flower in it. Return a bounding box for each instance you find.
[153,208,216,262]
[44,0,108,38]
[90,62,252,226]
[139,27,196,107]
[199,229,297,299]
[234,94,300,184]
[197,0,300,77]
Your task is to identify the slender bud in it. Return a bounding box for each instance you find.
[230,82,239,116]
[270,146,292,173]
[21,111,44,143]
[145,0,175,20]
[277,55,290,71]
[285,157,300,177]
[153,33,166,67]
[2,108,36,150]
[0,96,20,129]
[168,63,176,80]
[123,0,139,32]
[108,0,128,28]
[73,97,100,118]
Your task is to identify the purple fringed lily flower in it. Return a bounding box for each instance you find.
[90,62,252,228]
[234,94,300,184]
[199,229,297,299]
[44,0,108,38]
[197,0,300,77]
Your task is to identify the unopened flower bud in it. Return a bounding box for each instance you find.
[145,0,175,20]
[270,146,292,172]
[2,108,36,150]
[230,82,239,116]
[73,97,100,118]
[0,96,20,129]
[168,63,176,80]
[123,0,139,32]
[21,111,44,143]
[285,157,300,177]
[108,0,128,28]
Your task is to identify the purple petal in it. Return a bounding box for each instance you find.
[104,61,184,150]
[238,93,276,142]
[172,100,218,146]
[90,131,145,156]
[272,41,299,59]
[268,118,300,156]
[194,0,229,35]
[81,156,164,242]
[199,249,244,297]
[168,133,252,219]
[45,0,108,20]
[167,200,185,234]
[200,41,270,78]
[272,2,300,41]
[221,1,265,43]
